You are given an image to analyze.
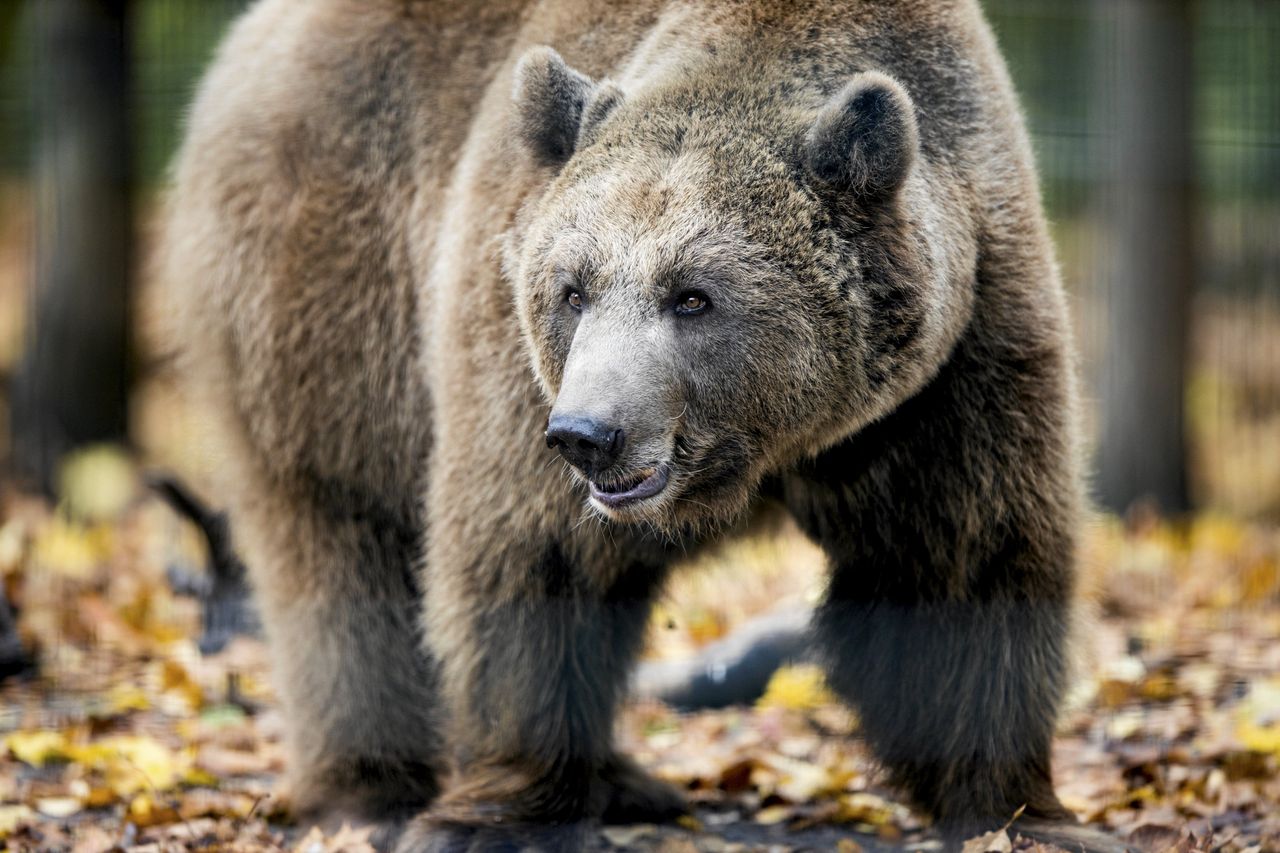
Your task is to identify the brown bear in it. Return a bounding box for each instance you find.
[162,0,1117,850]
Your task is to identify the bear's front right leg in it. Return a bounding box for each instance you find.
[400,460,673,852]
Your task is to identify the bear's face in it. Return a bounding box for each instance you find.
[509,48,950,534]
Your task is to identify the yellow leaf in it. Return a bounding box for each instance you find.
[1236,678,1280,756]
[1138,671,1181,702]
[686,608,728,645]
[1105,709,1144,741]
[59,444,136,522]
[676,814,704,833]
[1242,557,1280,604]
[770,756,838,802]
[83,785,119,808]
[127,793,180,828]
[754,804,793,825]
[0,805,35,839]
[1125,785,1159,806]
[1097,679,1137,708]
[159,658,205,711]
[107,683,151,714]
[837,792,896,827]
[32,518,100,579]
[1188,514,1246,554]
[5,730,69,767]
[1237,720,1280,755]
[757,664,837,711]
[68,735,185,795]
[183,765,220,787]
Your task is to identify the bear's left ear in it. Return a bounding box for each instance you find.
[514,46,623,167]
[803,72,919,207]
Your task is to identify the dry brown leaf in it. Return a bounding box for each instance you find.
[292,822,377,853]
[963,828,1013,853]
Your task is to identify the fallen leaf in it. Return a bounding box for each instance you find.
[757,664,837,711]
[35,797,83,819]
[836,792,896,827]
[0,805,36,839]
[601,825,659,846]
[292,822,377,853]
[1127,822,1186,851]
[6,730,70,767]
[962,829,1012,853]
[69,735,187,795]
[59,445,137,522]
[753,804,793,825]
[675,814,704,832]
[127,793,181,828]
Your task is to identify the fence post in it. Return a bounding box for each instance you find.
[1095,0,1196,515]
[11,0,133,495]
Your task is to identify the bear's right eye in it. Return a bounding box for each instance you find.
[566,290,585,311]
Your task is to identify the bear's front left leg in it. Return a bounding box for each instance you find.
[783,317,1129,853]
[397,490,673,853]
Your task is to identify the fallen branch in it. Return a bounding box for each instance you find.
[0,585,34,681]
[147,472,259,654]
[633,606,811,709]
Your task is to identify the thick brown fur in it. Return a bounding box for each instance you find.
[164,0,1107,850]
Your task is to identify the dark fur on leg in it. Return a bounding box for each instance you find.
[813,598,1071,828]
[415,529,672,850]
[784,257,1085,833]
[595,753,688,824]
[395,810,595,853]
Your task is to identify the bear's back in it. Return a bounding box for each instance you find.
[164,0,1026,516]
[164,0,533,509]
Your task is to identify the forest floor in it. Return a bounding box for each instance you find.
[0,448,1278,852]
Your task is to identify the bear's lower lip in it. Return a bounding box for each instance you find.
[589,464,670,509]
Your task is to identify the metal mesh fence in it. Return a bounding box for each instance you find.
[986,0,1280,513]
[0,0,249,179]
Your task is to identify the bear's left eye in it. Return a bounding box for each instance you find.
[674,291,710,316]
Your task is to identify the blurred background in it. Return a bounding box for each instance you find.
[0,2,1277,849]
[0,0,1277,516]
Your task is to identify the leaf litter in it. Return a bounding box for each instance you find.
[0,448,1277,851]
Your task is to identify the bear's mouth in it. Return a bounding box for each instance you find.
[589,464,670,509]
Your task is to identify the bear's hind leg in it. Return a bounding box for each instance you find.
[236,475,444,838]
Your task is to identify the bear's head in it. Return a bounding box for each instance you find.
[508,47,974,535]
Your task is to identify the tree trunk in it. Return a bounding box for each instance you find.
[1094,0,1196,515]
[11,0,132,495]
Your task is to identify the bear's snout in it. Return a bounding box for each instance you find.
[545,414,625,475]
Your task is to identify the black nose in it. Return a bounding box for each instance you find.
[545,415,624,474]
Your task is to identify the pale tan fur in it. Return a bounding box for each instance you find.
[164,1,1119,850]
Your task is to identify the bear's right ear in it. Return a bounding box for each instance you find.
[803,72,919,207]
[514,46,623,168]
